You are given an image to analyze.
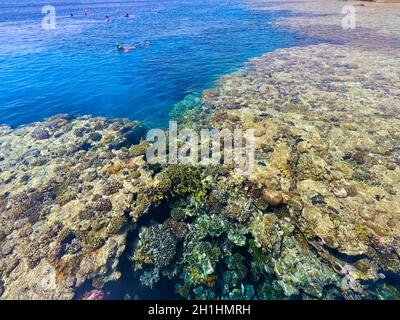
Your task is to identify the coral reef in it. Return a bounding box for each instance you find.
[132,224,177,271]
[1,0,400,301]
[0,116,146,299]
[82,289,104,300]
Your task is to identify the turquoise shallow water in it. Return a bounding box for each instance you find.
[0,0,315,128]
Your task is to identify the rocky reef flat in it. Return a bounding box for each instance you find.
[1,0,400,299]
[0,115,152,299]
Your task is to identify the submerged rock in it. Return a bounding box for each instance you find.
[32,129,50,140]
[261,190,283,206]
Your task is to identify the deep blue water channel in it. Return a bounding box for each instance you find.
[0,0,314,128]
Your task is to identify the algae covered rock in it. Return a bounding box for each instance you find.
[0,116,144,299]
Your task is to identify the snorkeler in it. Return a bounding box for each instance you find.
[116,43,137,52]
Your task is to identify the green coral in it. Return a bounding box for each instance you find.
[140,164,211,205]
[169,93,202,120]
[175,283,192,299]
[226,253,247,279]
[352,168,372,181]
[223,195,255,223]
[227,224,248,246]
[249,213,282,251]
[151,174,173,202]
[189,212,248,247]
[192,214,227,239]
[133,224,177,271]
[106,215,128,234]
[273,236,339,298]
[75,230,105,252]
[132,191,152,220]
[249,240,270,266]
[249,239,273,281]
[54,180,69,198]
[91,219,106,231]
[156,165,211,202]
[183,241,221,285]
[92,277,104,289]
[192,286,218,300]
[170,199,203,220]
[257,279,287,300]
[129,141,150,157]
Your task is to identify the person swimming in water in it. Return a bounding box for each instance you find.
[116,43,137,52]
[105,15,110,22]
[84,9,88,16]
[124,12,129,18]
[116,43,124,51]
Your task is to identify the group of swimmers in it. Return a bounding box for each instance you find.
[68,8,156,53]
[70,7,159,21]
[70,11,126,22]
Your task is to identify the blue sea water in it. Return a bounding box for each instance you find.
[0,0,312,128]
